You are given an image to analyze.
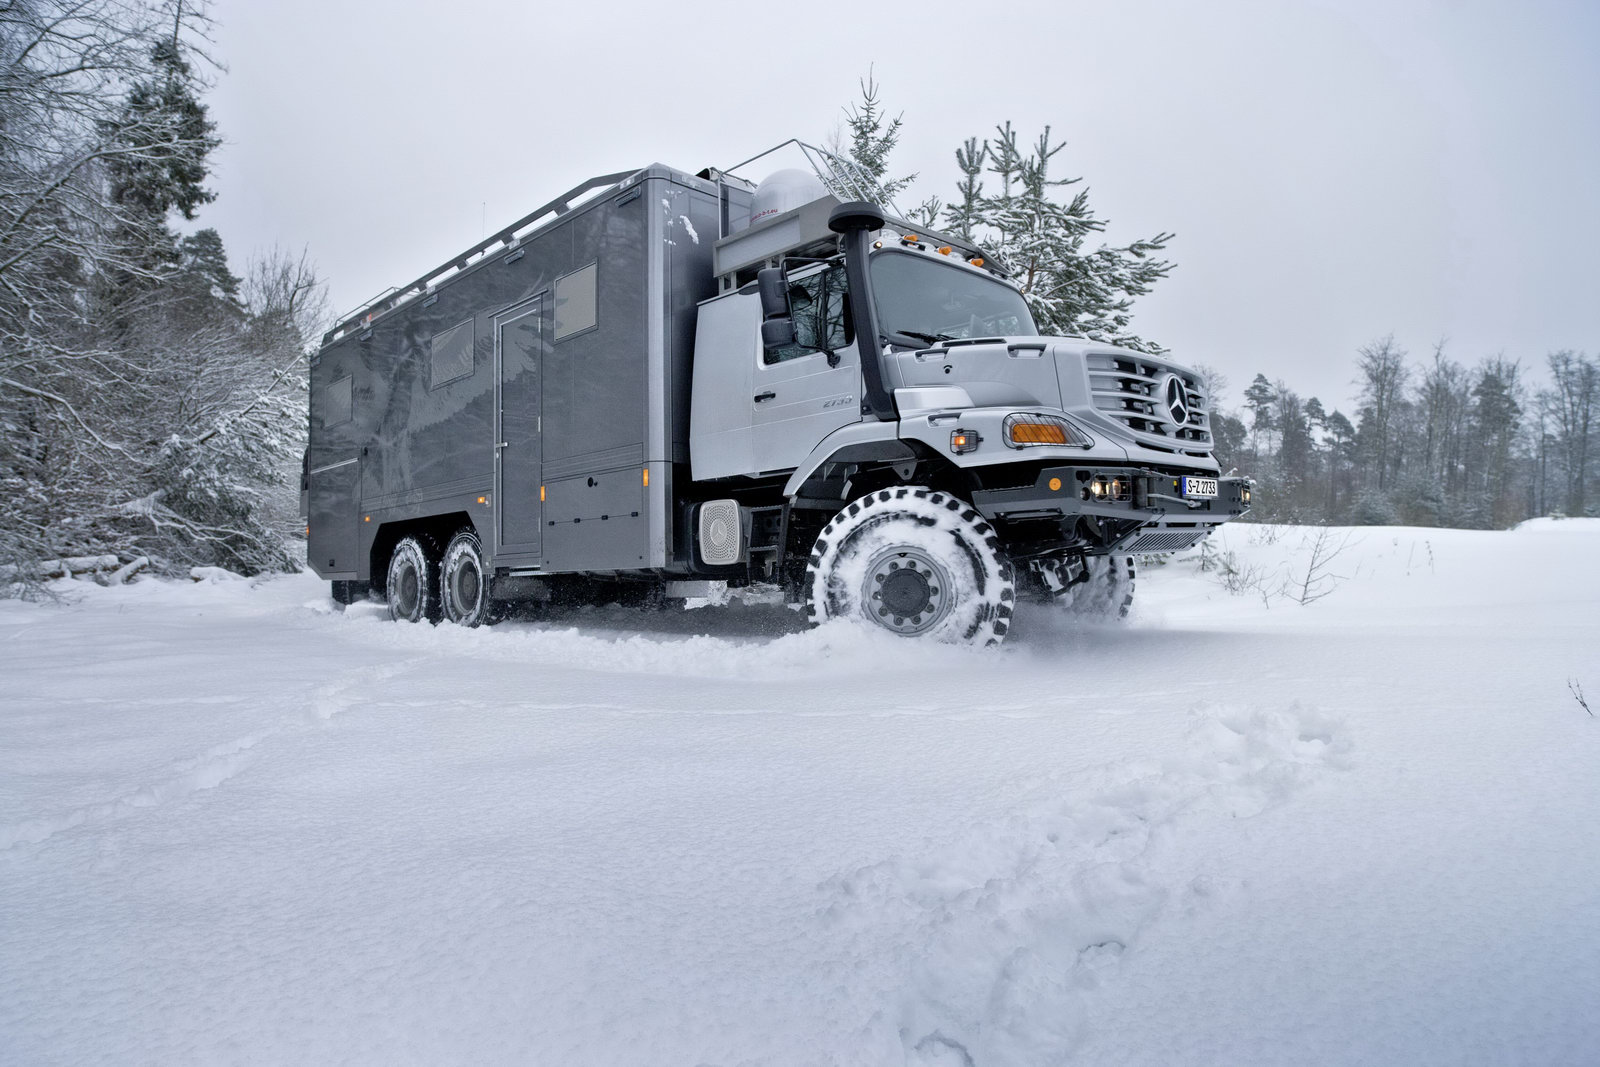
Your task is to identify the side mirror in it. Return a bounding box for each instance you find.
[756,266,794,354]
[761,318,796,349]
[756,267,789,319]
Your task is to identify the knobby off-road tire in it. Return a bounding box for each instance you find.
[1059,554,1136,619]
[804,487,1015,646]
[440,528,498,627]
[386,534,441,624]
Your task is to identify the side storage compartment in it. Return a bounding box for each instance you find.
[543,466,646,570]
[308,459,360,578]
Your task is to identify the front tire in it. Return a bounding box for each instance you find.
[1060,554,1136,619]
[386,535,441,623]
[440,528,495,627]
[804,487,1014,646]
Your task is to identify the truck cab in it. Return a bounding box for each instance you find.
[684,173,1248,641]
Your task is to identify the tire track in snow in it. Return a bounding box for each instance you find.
[815,702,1352,1063]
[1,661,418,851]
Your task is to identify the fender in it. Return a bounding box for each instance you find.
[782,420,913,498]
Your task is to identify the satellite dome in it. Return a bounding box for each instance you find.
[748,169,828,228]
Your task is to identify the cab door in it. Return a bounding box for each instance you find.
[749,264,862,474]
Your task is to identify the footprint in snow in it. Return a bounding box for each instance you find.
[817,700,1351,1063]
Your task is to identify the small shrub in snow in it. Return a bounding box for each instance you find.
[1203,543,1275,603]
[1289,528,1358,605]
[1351,491,1401,527]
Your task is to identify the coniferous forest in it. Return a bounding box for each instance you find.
[1199,343,1596,528]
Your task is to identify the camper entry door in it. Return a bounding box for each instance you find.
[494,297,543,558]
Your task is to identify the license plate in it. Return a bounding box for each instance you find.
[1182,477,1218,499]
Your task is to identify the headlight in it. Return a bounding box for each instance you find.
[1003,413,1091,449]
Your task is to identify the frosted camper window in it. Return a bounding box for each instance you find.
[554,262,598,341]
[429,320,474,388]
[322,375,352,427]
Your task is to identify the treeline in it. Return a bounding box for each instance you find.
[1,1,326,590]
[1204,339,1598,528]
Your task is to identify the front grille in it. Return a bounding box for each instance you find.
[1086,352,1213,457]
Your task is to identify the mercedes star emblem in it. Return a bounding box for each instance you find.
[1161,374,1191,428]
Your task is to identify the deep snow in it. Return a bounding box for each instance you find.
[2,521,1598,1065]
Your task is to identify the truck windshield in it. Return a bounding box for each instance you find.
[871,251,1036,343]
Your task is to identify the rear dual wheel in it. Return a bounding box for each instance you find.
[386,535,441,623]
[386,528,495,626]
[439,529,496,627]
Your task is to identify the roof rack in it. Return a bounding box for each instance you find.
[720,139,899,217]
[322,169,636,346]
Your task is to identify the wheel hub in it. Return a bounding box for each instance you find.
[879,567,931,617]
[454,562,479,611]
[862,547,952,636]
[396,568,419,616]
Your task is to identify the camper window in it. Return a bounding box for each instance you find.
[554,262,598,341]
[429,320,474,388]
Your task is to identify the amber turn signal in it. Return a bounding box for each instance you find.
[1003,412,1089,449]
[949,428,980,455]
[1008,422,1069,445]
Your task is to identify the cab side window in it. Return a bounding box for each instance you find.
[765,265,852,365]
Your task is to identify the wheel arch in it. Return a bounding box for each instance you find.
[369,511,476,593]
[781,423,970,506]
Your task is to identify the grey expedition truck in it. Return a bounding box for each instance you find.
[305,144,1249,645]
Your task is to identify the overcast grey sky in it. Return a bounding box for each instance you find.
[203,0,1597,413]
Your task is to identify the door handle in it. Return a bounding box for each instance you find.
[754,391,776,403]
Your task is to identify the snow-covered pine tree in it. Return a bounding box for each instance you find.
[831,72,917,208]
[835,80,1175,352]
[1468,358,1523,526]
[97,24,221,319]
[957,123,1174,352]
[1243,374,1277,455]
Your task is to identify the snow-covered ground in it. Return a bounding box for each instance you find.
[3,520,1598,1065]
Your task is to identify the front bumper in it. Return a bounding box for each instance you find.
[970,466,1252,553]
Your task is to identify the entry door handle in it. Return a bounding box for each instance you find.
[495,441,509,449]
[754,391,776,403]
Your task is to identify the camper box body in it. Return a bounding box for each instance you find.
[307,166,726,585]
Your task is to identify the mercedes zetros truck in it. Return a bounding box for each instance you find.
[305,142,1250,645]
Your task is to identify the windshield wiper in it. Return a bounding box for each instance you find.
[896,330,955,345]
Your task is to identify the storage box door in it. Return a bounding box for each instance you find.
[308,458,359,576]
[494,298,543,557]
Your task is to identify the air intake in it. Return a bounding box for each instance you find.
[1124,529,1210,554]
[697,500,743,566]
